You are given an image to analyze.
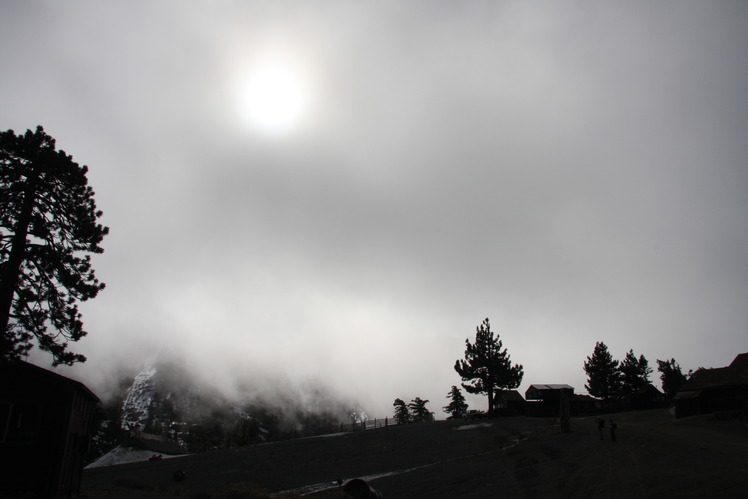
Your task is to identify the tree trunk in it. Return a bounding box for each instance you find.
[0,175,37,351]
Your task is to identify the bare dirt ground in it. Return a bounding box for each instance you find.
[81,409,748,498]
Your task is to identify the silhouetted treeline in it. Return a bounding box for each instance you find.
[584,341,688,405]
[392,397,434,424]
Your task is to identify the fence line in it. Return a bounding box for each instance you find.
[336,417,390,433]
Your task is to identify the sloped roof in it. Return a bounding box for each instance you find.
[572,394,600,402]
[0,360,99,402]
[528,384,574,391]
[729,353,748,371]
[636,383,664,395]
[496,390,525,402]
[679,352,748,392]
[673,390,701,400]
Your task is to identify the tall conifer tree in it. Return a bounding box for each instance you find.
[408,397,434,422]
[454,318,523,415]
[583,341,621,401]
[657,358,688,400]
[393,398,410,424]
[619,349,652,395]
[0,127,108,365]
[443,385,468,419]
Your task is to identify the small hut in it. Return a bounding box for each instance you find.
[570,393,601,416]
[524,384,574,417]
[0,361,99,498]
[493,389,526,416]
[629,383,666,410]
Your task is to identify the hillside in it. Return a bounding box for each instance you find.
[89,361,368,462]
[82,409,748,498]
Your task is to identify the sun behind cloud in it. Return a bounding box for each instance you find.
[237,61,309,136]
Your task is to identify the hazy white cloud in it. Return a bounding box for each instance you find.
[2,0,747,415]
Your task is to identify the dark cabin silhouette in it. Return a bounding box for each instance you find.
[0,360,99,498]
[524,384,574,417]
[492,389,526,416]
[674,353,748,418]
[629,383,666,410]
[570,393,602,415]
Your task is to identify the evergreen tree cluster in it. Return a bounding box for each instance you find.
[392,397,434,424]
[584,341,688,402]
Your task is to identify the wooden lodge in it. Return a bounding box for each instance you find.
[0,361,99,498]
[674,353,748,418]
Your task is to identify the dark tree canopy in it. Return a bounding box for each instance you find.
[619,349,652,396]
[583,341,621,401]
[454,318,523,415]
[657,358,688,400]
[0,126,108,365]
[392,398,410,425]
[443,385,468,419]
[408,397,434,423]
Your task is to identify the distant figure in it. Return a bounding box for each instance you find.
[173,469,186,481]
[343,478,383,498]
[596,417,605,440]
[609,419,617,442]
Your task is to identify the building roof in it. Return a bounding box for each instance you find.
[0,360,99,402]
[496,390,525,402]
[525,384,575,400]
[678,352,748,393]
[572,394,600,402]
[673,390,702,400]
[636,383,664,395]
[729,353,748,371]
[527,384,574,391]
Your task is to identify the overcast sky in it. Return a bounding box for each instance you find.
[2,0,747,416]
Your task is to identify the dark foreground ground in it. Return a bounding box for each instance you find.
[82,409,748,498]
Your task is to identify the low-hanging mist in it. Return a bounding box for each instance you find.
[89,356,369,459]
[5,1,748,418]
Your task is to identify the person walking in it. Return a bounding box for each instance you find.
[609,419,617,442]
[596,416,605,440]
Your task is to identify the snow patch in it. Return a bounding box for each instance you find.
[121,364,158,431]
[85,444,187,469]
[454,423,493,431]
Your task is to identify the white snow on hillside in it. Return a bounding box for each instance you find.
[121,364,158,431]
[85,444,187,469]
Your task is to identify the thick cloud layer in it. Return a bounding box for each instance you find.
[2,1,747,415]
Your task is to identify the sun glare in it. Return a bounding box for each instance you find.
[238,63,308,136]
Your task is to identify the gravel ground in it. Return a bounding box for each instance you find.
[81,409,748,498]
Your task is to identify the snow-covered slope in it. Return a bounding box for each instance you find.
[90,359,369,465]
[85,445,186,468]
[121,364,158,431]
